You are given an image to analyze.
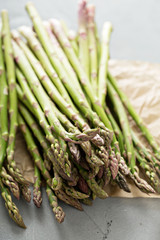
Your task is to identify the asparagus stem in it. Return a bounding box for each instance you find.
[95,24,100,63]
[0,29,8,169]
[33,165,42,208]
[1,10,22,186]
[68,30,79,56]
[104,105,125,156]
[108,71,160,158]
[86,4,98,93]
[43,152,52,171]
[107,81,135,172]
[98,22,112,107]
[78,0,90,78]
[60,20,79,56]
[0,177,26,228]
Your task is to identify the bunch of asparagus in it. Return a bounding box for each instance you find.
[0,0,160,228]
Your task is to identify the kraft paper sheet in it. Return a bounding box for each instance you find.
[14,60,160,198]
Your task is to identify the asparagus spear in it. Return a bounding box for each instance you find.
[78,0,90,78]
[43,152,52,171]
[63,183,89,199]
[60,20,79,56]
[107,81,135,172]
[98,22,112,107]
[33,165,42,208]
[1,10,17,164]
[0,29,8,169]
[0,177,26,228]
[68,30,79,56]
[46,184,65,223]
[116,171,131,193]
[108,71,160,159]
[55,189,83,211]
[0,167,20,199]
[104,106,125,156]
[86,4,98,93]
[1,11,26,184]
[19,184,31,203]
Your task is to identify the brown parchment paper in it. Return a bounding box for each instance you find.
[14,60,160,198]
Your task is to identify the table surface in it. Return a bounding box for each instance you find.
[0,0,160,239]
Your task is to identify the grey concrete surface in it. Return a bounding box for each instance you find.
[0,0,160,239]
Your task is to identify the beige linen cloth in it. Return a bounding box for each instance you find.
[14,60,160,198]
